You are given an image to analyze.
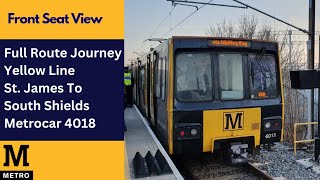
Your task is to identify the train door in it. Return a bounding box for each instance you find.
[135,63,139,106]
[133,66,137,104]
[149,52,158,127]
[145,54,151,119]
[155,54,168,146]
[156,57,163,120]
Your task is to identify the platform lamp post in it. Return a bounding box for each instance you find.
[309,0,316,140]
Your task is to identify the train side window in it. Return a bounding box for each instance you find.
[140,67,145,105]
[156,59,161,98]
[161,57,166,100]
[249,55,278,99]
[218,54,244,100]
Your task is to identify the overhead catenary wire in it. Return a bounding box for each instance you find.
[167,0,246,9]
[173,2,199,10]
[132,1,320,59]
[272,30,320,35]
[149,6,176,39]
[149,0,215,48]
[160,0,214,38]
[132,6,176,57]
[232,0,309,34]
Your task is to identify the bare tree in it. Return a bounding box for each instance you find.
[207,19,236,37]
[257,24,278,41]
[208,15,258,39]
[238,15,258,39]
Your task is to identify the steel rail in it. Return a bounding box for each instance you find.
[248,162,274,180]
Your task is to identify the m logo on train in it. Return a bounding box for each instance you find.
[224,112,244,131]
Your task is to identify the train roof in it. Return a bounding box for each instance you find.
[130,36,279,63]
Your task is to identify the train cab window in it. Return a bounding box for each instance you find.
[249,55,278,99]
[176,53,213,102]
[218,54,244,100]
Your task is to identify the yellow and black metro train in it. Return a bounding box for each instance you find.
[131,36,284,159]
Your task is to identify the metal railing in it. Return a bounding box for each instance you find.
[294,122,318,156]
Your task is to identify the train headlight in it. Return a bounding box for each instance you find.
[175,123,201,140]
[191,129,198,136]
[265,122,271,129]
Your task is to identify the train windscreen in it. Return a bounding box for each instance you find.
[176,53,213,102]
[249,55,278,99]
[218,53,244,100]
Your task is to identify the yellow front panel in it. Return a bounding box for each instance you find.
[203,108,261,152]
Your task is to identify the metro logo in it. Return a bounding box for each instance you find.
[3,145,29,167]
[223,112,244,131]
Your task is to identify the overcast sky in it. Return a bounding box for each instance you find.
[125,0,320,65]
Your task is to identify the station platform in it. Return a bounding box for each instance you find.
[124,106,183,180]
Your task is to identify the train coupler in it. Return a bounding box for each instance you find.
[229,143,249,164]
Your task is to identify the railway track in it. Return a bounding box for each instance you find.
[173,154,273,180]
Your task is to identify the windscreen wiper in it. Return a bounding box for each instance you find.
[251,47,267,86]
[196,77,200,91]
[255,47,267,62]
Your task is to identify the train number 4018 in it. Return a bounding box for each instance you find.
[265,133,277,139]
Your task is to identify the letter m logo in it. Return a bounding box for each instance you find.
[3,145,29,166]
[223,112,244,131]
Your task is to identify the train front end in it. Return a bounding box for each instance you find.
[169,37,283,162]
